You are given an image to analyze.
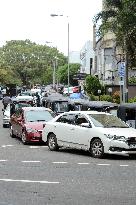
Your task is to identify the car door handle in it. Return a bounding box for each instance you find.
[54,125,56,128]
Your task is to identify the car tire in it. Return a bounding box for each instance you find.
[21,132,28,145]
[10,127,16,138]
[3,124,7,128]
[48,134,59,151]
[90,138,104,158]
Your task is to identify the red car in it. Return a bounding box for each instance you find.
[10,107,55,144]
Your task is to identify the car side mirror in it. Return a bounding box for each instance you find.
[43,123,46,128]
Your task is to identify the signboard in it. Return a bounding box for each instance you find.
[119,81,124,85]
[118,62,125,77]
[73,73,87,80]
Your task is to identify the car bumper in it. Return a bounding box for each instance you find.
[27,133,43,143]
[3,118,10,125]
[105,140,136,155]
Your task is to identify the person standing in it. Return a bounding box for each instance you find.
[35,92,41,107]
[2,95,12,109]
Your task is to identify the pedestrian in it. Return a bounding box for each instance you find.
[2,95,12,109]
[35,92,40,107]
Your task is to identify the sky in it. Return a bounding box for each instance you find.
[0,0,102,55]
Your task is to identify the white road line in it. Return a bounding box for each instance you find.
[120,164,129,167]
[0,160,8,162]
[1,145,14,148]
[52,162,68,164]
[97,163,111,166]
[29,146,39,149]
[0,178,59,184]
[22,161,41,163]
[77,163,90,165]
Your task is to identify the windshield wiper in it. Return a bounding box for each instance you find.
[36,120,46,122]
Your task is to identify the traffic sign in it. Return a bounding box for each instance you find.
[118,62,125,77]
[119,81,124,85]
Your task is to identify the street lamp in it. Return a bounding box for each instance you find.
[98,89,101,101]
[50,13,70,94]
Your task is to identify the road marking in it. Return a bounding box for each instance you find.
[120,164,129,167]
[77,163,90,165]
[22,161,41,163]
[29,146,39,149]
[0,178,59,184]
[97,163,111,166]
[1,145,14,148]
[52,162,68,164]
[0,160,8,162]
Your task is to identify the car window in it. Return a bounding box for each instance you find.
[56,114,75,124]
[88,113,129,128]
[25,110,54,122]
[54,102,69,112]
[75,114,88,126]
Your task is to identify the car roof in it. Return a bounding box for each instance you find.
[118,103,136,109]
[63,110,110,115]
[22,107,52,111]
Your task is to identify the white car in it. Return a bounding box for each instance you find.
[42,111,136,158]
[2,104,10,128]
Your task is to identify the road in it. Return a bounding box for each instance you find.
[0,101,136,205]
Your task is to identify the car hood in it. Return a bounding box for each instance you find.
[98,127,136,138]
[25,122,45,131]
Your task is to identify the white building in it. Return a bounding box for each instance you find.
[80,40,94,74]
[69,51,80,64]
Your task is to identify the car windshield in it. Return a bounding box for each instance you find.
[20,92,31,96]
[15,103,32,109]
[88,114,129,128]
[25,110,55,122]
[54,102,69,112]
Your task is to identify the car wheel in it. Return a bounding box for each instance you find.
[10,127,16,138]
[3,124,7,128]
[21,132,28,145]
[90,138,104,158]
[48,134,59,151]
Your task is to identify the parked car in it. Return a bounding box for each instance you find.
[10,107,56,144]
[2,102,32,128]
[2,104,10,128]
[15,95,34,106]
[42,111,136,158]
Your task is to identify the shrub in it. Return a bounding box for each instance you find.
[100,95,112,102]
[112,91,120,104]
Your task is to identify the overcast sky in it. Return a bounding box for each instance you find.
[0,0,102,55]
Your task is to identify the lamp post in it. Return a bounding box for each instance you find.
[98,89,101,101]
[50,13,70,94]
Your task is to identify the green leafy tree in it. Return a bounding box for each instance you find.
[85,75,103,96]
[0,40,67,85]
[57,63,80,86]
[128,76,136,84]
[94,0,136,68]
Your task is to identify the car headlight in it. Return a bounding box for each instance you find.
[26,128,38,133]
[105,134,126,141]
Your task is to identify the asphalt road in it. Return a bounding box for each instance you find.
[0,100,136,205]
